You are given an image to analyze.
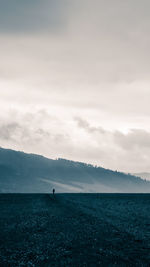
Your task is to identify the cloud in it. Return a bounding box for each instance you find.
[0,0,71,33]
[75,117,106,134]
[75,117,150,151]
[114,129,150,150]
[0,109,72,159]
[74,117,150,172]
[0,1,150,173]
[0,122,20,140]
[1,111,150,173]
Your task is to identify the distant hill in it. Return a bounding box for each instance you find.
[0,147,150,193]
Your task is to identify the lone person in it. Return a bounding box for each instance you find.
[52,188,55,195]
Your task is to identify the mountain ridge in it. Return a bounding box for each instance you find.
[0,147,149,193]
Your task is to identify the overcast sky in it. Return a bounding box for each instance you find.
[0,0,150,172]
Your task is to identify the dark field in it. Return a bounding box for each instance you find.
[0,194,150,266]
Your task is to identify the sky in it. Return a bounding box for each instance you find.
[0,0,150,173]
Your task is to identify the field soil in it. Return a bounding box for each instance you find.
[0,193,150,266]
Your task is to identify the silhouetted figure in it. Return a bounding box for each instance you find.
[53,188,55,195]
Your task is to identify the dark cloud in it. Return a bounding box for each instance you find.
[75,117,106,134]
[0,121,49,142]
[73,117,150,171]
[114,129,150,150]
[0,123,20,140]
[75,117,150,152]
[0,0,70,33]
[0,111,70,153]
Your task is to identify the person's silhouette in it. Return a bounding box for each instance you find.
[53,188,55,195]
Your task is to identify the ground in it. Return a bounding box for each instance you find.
[0,193,150,266]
